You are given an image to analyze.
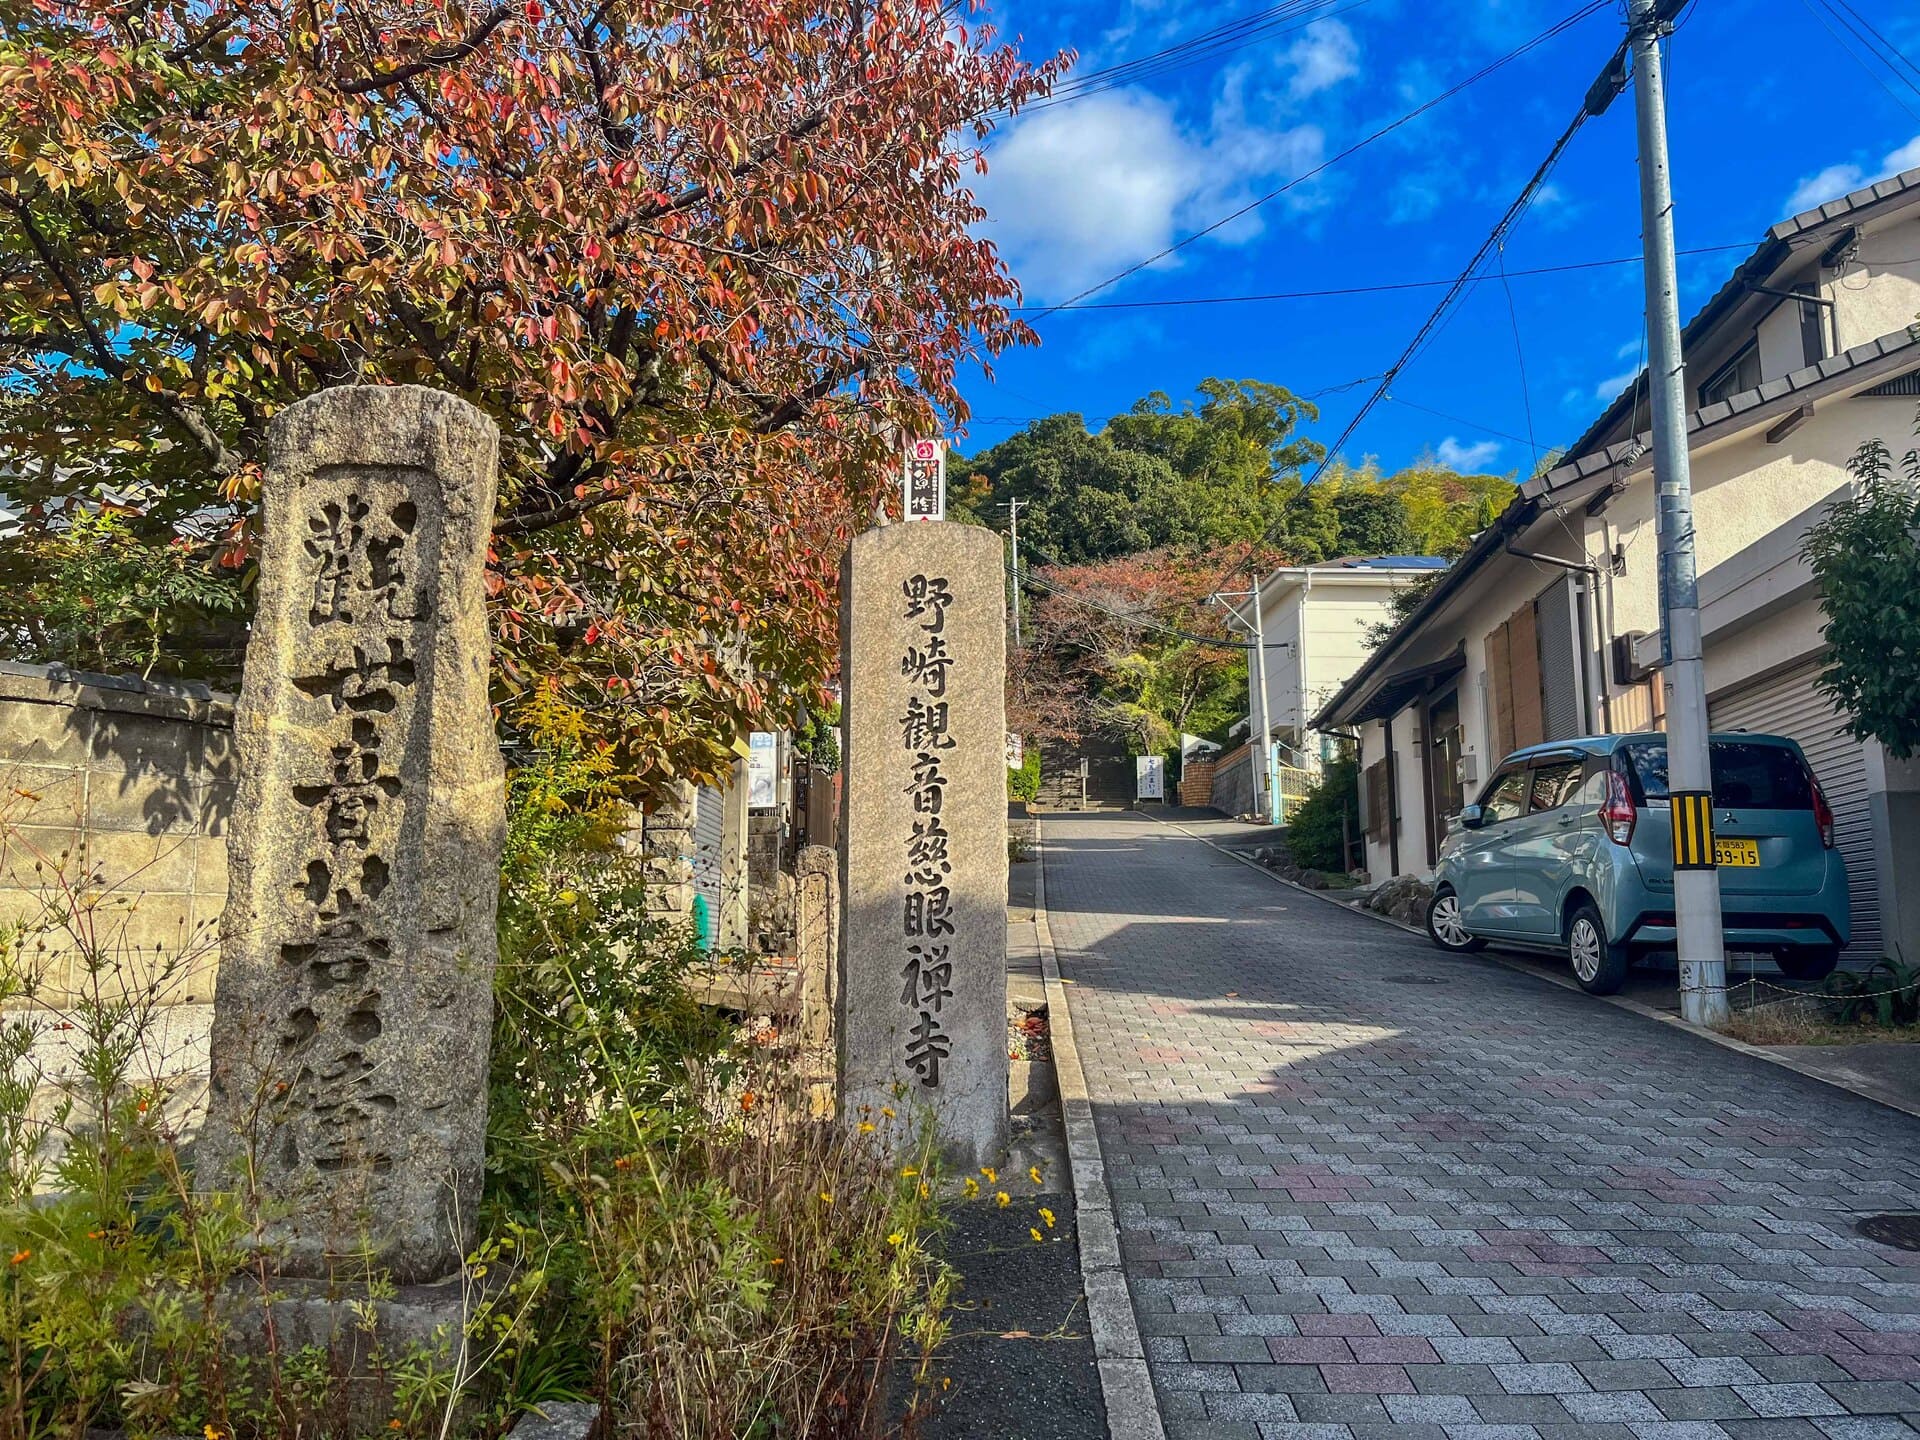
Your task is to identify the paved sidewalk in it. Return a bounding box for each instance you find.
[1042,811,1920,1440]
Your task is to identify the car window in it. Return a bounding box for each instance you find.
[1711,742,1813,809]
[1480,767,1529,823]
[1528,759,1584,812]
[1623,739,1812,808]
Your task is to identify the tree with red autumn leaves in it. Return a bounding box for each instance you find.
[1012,546,1291,754]
[0,0,1063,783]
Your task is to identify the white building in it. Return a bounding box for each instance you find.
[1313,165,1920,963]
[1229,556,1450,771]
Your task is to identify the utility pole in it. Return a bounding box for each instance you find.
[1212,578,1284,825]
[1249,573,1276,826]
[1627,0,1728,1024]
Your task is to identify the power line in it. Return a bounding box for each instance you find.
[1826,0,1920,85]
[1029,0,1613,317]
[1189,37,1611,603]
[1004,0,1372,116]
[1796,0,1920,118]
[1009,242,1753,313]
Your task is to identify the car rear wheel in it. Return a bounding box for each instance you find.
[1775,945,1839,983]
[1425,887,1487,953]
[1567,902,1629,995]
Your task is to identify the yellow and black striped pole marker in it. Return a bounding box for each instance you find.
[1671,790,1716,870]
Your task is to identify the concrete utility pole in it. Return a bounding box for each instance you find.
[1209,580,1278,826]
[1249,574,1277,826]
[1627,0,1729,1025]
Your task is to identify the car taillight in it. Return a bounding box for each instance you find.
[1811,778,1836,849]
[1600,770,1636,845]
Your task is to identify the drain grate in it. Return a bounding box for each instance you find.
[1857,1213,1920,1251]
[1383,974,1447,986]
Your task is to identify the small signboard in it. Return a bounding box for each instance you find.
[903,439,946,521]
[747,731,778,809]
[1006,732,1024,769]
[1136,754,1166,802]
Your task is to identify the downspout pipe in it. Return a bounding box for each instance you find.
[1502,539,1615,735]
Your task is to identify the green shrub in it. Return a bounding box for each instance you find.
[1824,957,1919,1028]
[1007,741,1040,802]
[1285,756,1359,873]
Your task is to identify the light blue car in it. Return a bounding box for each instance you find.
[1423,732,1851,994]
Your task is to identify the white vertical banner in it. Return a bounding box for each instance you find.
[746,731,778,809]
[902,439,946,521]
[1136,755,1166,801]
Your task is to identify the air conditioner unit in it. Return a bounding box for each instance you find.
[1612,632,1653,686]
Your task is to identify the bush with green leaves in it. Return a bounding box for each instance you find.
[1284,755,1360,873]
[1823,958,1919,1029]
[1803,410,1920,758]
[1007,742,1041,802]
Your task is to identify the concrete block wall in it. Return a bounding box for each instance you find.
[0,662,235,1007]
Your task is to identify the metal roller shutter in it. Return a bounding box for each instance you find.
[1536,576,1585,743]
[1710,662,1882,958]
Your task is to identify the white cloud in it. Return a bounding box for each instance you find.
[1784,133,1920,216]
[976,87,1326,297]
[1593,368,1640,403]
[1436,436,1501,471]
[1283,19,1360,100]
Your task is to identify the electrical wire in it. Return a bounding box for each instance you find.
[1496,237,1542,474]
[1008,242,1754,313]
[1001,0,1373,116]
[1180,42,1609,606]
[1825,0,1920,86]
[1796,0,1920,119]
[1027,0,1614,317]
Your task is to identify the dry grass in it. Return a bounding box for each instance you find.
[1717,999,1920,1048]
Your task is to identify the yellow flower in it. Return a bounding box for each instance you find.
[858,1122,876,1134]
[887,1232,904,1246]
[900,1167,919,1177]
[1030,1227,1044,1243]
[1039,1207,1056,1229]
[204,1428,226,1440]
[9,1250,28,1266]
[995,1191,1010,1208]
[772,1257,785,1266]
[980,1166,997,1183]
[962,1177,980,1198]
[819,1191,833,1204]
[919,1183,930,1198]
[881,1106,897,1119]
[1029,1165,1043,1185]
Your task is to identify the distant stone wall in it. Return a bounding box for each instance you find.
[0,662,235,1006]
[1208,742,1255,818]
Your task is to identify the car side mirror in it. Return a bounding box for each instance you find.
[1459,804,1484,830]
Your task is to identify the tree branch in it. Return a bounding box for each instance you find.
[335,5,514,95]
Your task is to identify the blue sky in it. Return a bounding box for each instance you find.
[956,0,1920,476]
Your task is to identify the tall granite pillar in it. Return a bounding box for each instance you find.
[838,523,1006,1167]
[198,386,505,1284]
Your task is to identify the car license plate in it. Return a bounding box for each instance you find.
[1715,838,1759,867]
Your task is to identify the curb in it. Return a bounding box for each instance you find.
[1031,822,1166,1440]
[1143,811,1920,1125]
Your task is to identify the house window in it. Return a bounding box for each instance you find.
[1796,284,1826,367]
[1699,341,1761,407]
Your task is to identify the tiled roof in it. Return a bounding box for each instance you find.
[1524,325,1920,499]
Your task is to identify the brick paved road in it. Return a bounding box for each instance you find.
[1042,812,1920,1440]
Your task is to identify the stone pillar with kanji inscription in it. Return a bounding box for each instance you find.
[197,386,505,1284]
[838,522,1007,1168]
